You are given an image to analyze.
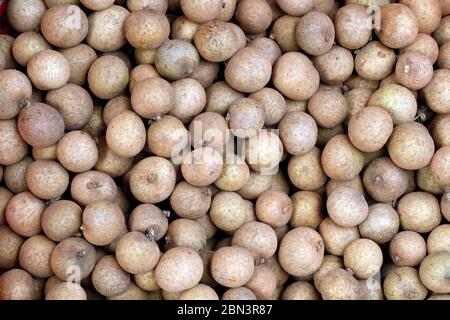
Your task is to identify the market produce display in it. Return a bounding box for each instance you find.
[0,0,449,301]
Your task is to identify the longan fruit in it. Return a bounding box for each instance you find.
[0,120,28,166]
[419,252,450,293]
[155,246,204,292]
[171,78,206,124]
[128,204,168,241]
[27,50,70,90]
[359,203,399,244]
[179,284,219,300]
[94,138,133,178]
[249,87,286,126]
[416,164,445,195]
[18,103,65,149]
[46,282,87,300]
[375,3,419,49]
[91,255,130,297]
[130,157,177,204]
[319,218,360,256]
[0,269,35,300]
[248,37,282,65]
[171,15,199,42]
[222,287,257,300]
[106,282,147,300]
[321,134,364,182]
[147,115,188,159]
[289,191,324,230]
[57,131,98,173]
[327,187,368,228]
[276,0,314,16]
[26,160,69,200]
[189,59,219,88]
[431,146,450,188]
[288,147,327,191]
[170,182,211,219]
[210,192,247,232]
[334,4,372,49]
[281,281,320,300]
[7,0,46,33]
[214,155,250,192]
[41,200,82,242]
[237,170,272,200]
[70,170,118,206]
[86,5,130,52]
[422,69,450,114]
[307,90,347,129]
[389,231,426,267]
[278,227,323,278]
[232,222,277,259]
[129,65,160,93]
[225,47,272,94]
[427,224,450,253]
[40,4,89,48]
[124,9,170,50]
[395,52,434,90]
[51,237,96,281]
[59,44,97,86]
[166,218,206,252]
[271,15,300,52]
[179,0,222,24]
[313,46,354,85]
[273,52,319,101]
[319,269,364,300]
[387,122,435,171]
[88,56,129,100]
[0,186,13,224]
[205,81,244,115]
[313,254,344,290]
[383,266,428,300]
[3,156,33,194]
[397,192,442,233]
[227,98,264,139]
[437,42,450,69]
[355,41,396,81]
[210,246,254,288]
[400,0,442,34]
[155,39,200,81]
[6,192,45,237]
[256,190,292,228]
[363,157,409,203]
[400,33,439,64]
[244,264,277,300]
[82,201,125,246]
[348,107,393,153]
[115,231,160,275]
[278,112,317,157]
[181,147,223,187]
[296,11,335,56]
[0,225,24,270]
[46,84,94,131]
[235,0,272,34]
[19,235,56,278]
[131,78,174,120]
[103,96,131,126]
[343,239,383,279]
[0,70,32,120]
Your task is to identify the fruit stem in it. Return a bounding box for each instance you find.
[87,181,101,189]
[19,97,31,109]
[148,173,157,183]
[162,210,171,218]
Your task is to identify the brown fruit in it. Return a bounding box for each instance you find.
[166,218,206,252]
[431,146,450,188]
[319,269,365,300]
[88,56,129,100]
[359,203,399,244]
[205,81,244,115]
[290,191,324,230]
[288,147,327,191]
[0,269,35,300]
[327,187,368,227]
[419,252,450,293]
[210,246,254,288]
[147,116,188,159]
[355,41,396,81]
[59,44,97,86]
[0,70,32,120]
[400,0,441,34]
[3,156,33,194]
[27,50,70,90]
[128,204,168,241]
[389,231,426,267]
[227,98,264,139]
[181,147,223,187]
[41,200,82,242]
[6,0,46,33]
[18,102,65,148]
[57,131,98,173]
[171,15,199,42]
[50,237,96,281]
[82,201,125,246]
[296,11,335,56]
[130,157,177,204]
[180,0,222,24]
[278,227,324,277]
[397,192,441,233]
[235,0,272,34]
[225,47,272,93]
[86,5,130,52]
[115,231,160,275]
[313,46,354,85]
[26,160,69,200]
[375,4,419,49]
[400,33,439,64]
[19,235,56,278]
[155,39,200,81]
[40,4,89,48]
[189,59,219,88]
[248,37,282,65]
[103,96,131,126]
[214,155,250,192]
[281,281,320,300]
[308,90,347,129]
[179,284,219,300]
[387,122,435,170]
[319,218,360,256]
[335,4,372,49]
[395,52,433,90]
[170,182,211,219]
[124,9,170,50]
[210,191,246,232]
[344,239,383,279]
[0,225,24,269]
[273,52,319,100]
[427,225,450,254]
[271,15,300,52]
[244,264,277,300]
[0,120,28,166]
[6,192,45,237]
[70,170,118,206]
[46,282,87,300]
[171,78,206,123]
[383,266,428,300]
[222,287,257,300]
[155,246,203,292]
[232,222,277,259]
[256,190,292,228]
[422,69,450,114]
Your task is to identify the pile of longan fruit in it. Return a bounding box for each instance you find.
[0,0,449,300]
